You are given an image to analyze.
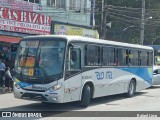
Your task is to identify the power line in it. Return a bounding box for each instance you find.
[108,14,139,25]
[108,13,160,28]
[108,11,141,20]
[108,4,160,13]
[108,5,142,10]
[108,7,141,15]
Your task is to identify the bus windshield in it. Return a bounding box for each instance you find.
[14,38,66,82]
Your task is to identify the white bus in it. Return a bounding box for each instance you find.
[13,35,153,107]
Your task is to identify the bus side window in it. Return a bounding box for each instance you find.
[70,48,81,70]
[67,48,81,71]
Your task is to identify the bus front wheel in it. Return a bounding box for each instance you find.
[80,85,91,107]
[127,80,136,97]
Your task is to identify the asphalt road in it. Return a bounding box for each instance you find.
[1,86,160,120]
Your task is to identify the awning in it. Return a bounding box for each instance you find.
[0,35,21,43]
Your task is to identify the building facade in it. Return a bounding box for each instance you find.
[0,0,94,37]
[24,0,94,26]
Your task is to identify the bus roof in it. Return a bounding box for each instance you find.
[149,45,160,50]
[23,35,153,50]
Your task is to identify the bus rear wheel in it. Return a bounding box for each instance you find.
[80,85,91,107]
[127,80,136,97]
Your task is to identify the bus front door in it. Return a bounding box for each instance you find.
[64,47,82,102]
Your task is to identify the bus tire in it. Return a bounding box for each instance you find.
[127,80,136,97]
[80,85,91,107]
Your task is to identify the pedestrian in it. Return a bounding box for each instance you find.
[0,59,6,87]
[2,67,12,93]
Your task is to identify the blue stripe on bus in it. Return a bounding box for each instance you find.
[17,81,32,88]
[16,67,153,88]
[119,67,153,84]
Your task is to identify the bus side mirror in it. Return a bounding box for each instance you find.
[153,73,156,75]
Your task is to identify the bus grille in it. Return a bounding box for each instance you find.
[21,93,48,101]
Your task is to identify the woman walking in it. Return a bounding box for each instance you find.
[2,67,13,93]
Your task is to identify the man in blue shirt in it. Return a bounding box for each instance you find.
[0,59,6,71]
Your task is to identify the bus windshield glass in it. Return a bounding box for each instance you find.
[14,38,66,81]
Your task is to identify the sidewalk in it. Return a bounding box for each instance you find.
[0,87,13,94]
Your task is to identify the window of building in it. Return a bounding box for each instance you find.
[102,47,115,66]
[56,0,65,8]
[69,0,88,12]
[85,45,100,66]
[35,0,40,4]
[29,0,34,3]
[24,0,40,4]
[84,0,87,11]
[47,0,55,6]
[69,0,76,11]
[47,0,65,8]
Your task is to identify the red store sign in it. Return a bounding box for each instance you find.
[0,7,51,35]
[0,0,42,12]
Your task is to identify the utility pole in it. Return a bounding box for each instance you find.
[101,0,107,39]
[140,0,145,45]
[101,0,104,32]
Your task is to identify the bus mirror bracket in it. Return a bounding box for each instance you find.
[68,43,74,48]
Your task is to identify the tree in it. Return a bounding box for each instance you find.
[95,0,160,44]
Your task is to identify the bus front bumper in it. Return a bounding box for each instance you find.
[13,84,63,103]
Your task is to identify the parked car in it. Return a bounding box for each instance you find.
[153,66,160,85]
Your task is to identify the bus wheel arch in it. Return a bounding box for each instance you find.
[127,78,136,97]
[80,82,94,107]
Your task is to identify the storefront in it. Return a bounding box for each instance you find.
[0,6,51,68]
[0,35,21,68]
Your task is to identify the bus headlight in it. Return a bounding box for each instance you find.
[50,84,62,91]
[14,82,21,89]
